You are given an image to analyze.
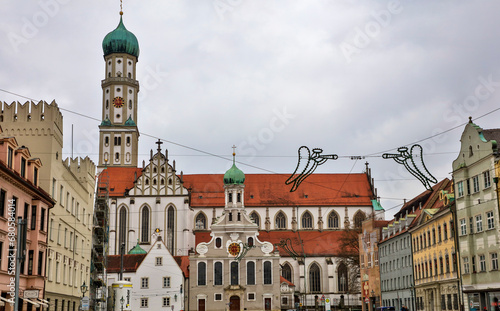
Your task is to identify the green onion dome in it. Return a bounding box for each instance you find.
[128,241,147,254]
[102,14,140,59]
[223,153,245,185]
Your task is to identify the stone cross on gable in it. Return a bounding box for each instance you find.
[156,139,163,153]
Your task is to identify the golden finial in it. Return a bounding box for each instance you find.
[120,0,123,15]
[232,145,237,163]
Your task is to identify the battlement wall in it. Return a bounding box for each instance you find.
[0,100,63,138]
[63,156,97,189]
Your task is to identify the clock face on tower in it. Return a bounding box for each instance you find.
[113,96,124,108]
[228,242,241,256]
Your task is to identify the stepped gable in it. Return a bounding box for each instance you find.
[184,173,373,207]
[195,230,349,257]
[105,167,143,196]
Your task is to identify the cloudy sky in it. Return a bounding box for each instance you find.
[1,1,500,218]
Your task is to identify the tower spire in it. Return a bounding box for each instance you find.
[232,145,236,164]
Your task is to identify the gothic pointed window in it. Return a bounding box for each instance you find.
[309,263,321,292]
[250,212,260,227]
[276,212,286,229]
[282,263,292,283]
[195,213,207,230]
[167,206,175,254]
[354,211,366,228]
[302,211,313,229]
[119,207,127,248]
[328,211,339,229]
[338,262,348,292]
[141,206,150,243]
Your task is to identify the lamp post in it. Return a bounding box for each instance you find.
[120,296,124,311]
[371,290,375,311]
[80,282,88,311]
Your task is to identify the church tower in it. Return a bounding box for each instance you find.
[99,11,140,168]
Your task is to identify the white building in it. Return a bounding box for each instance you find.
[107,237,188,311]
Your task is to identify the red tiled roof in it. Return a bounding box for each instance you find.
[174,256,190,278]
[380,179,450,242]
[195,230,353,257]
[280,275,295,287]
[107,254,147,273]
[184,173,373,207]
[103,167,143,197]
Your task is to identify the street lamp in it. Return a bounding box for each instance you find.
[120,296,124,311]
[81,281,88,298]
[371,290,375,311]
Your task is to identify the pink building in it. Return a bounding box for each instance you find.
[0,126,54,310]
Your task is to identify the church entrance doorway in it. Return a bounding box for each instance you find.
[230,295,240,311]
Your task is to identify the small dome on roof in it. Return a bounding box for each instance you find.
[223,152,245,185]
[128,241,147,254]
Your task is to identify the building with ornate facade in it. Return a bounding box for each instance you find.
[379,179,449,311]
[409,179,461,311]
[0,100,96,310]
[0,125,55,310]
[96,9,383,311]
[452,120,500,311]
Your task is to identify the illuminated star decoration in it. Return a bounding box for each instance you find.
[286,146,338,192]
[382,144,437,191]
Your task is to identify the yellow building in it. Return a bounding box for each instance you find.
[410,179,462,311]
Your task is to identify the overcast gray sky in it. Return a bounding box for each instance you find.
[1,1,500,218]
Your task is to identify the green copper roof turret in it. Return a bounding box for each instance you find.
[223,151,245,185]
[128,241,147,254]
[102,14,140,59]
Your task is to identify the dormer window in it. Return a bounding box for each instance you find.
[228,193,233,203]
[237,193,241,203]
[20,157,26,178]
[33,167,38,186]
[7,147,13,168]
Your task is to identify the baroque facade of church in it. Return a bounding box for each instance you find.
[98,10,384,311]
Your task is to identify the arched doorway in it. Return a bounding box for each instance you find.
[230,296,240,311]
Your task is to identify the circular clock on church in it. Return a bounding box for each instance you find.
[113,96,124,108]
[228,242,241,256]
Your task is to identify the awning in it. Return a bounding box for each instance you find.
[22,298,40,307]
[38,298,50,304]
[36,299,49,307]
[0,297,12,304]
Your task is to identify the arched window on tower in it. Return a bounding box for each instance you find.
[198,262,206,286]
[282,263,292,283]
[328,211,339,229]
[118,207,127,249]
[250,212,260,227]
[309,263,321,292]
[354,211,366,229]
[302,211,313,229]
[167,206,175,254]
[275,212,286,229]
[195,213,207,230]
[141,206,150,243]
[338,262,348,292]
